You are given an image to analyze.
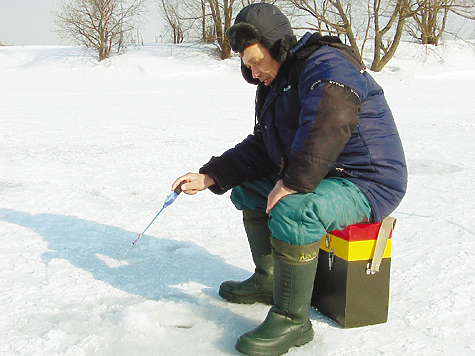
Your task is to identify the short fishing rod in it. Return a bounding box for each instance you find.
[120,182,184,264]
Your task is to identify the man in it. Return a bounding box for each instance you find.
[172,3,407,355]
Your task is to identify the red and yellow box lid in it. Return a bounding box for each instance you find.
[319,222,393,262]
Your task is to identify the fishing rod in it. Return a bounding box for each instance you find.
[120,181,184,265]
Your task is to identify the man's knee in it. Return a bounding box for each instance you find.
[230,177,277,211]
[268,195,326,245]
[230,185,249,210]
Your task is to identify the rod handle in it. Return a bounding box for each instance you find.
[174,180,187,195]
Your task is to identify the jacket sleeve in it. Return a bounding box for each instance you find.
[200,124,277,195]
[283,74,361,192]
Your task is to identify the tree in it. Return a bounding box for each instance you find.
[407,0,475,45]
[370,0,412,71]
[157,0,188,43]
[206,0,235,59]
[157,0,237,59]
[286,0,415,71]
[288,0,364,60]
[54,0,145,61]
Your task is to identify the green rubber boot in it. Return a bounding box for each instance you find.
[235,237,319,356]
[219,210,274,305]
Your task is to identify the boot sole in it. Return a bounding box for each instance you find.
[219,287,273,305]
[235,326,314,356]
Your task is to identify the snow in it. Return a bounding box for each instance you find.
[1,40,474,355]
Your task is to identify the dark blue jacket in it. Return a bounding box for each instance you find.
[201,32,407,222]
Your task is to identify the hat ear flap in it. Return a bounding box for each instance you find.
[226,22,261,53]
[270,34,297,63]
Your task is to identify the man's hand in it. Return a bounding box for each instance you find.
[172,173,215,195]
[266,179,298,214]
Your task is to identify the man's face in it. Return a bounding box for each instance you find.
[241,43,281,86]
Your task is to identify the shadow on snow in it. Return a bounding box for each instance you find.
[0,207,261,354]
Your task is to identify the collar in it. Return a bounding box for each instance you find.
[289,32,313,57]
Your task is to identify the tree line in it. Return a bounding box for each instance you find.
[53,0,474,70]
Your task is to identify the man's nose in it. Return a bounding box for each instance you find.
[252,67,260,78]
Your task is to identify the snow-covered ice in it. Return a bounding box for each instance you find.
[1,41,474,355]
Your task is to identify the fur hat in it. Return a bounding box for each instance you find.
[226,4,296,64]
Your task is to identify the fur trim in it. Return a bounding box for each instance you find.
[227,23,297,64]
[226,23,261,53]
[271,34,297,63]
